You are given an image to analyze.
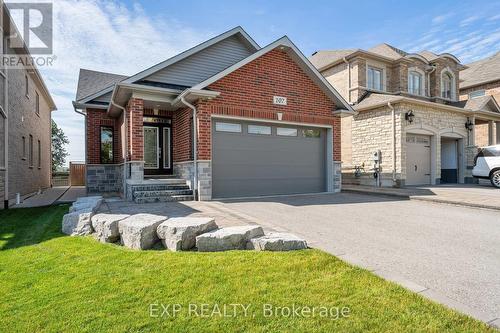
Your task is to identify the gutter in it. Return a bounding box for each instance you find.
[427,65,436,97]
[388,102,397,182]
[342,57,351,104]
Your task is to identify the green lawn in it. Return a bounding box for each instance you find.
[0,205,494,332]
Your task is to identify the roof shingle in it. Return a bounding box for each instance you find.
[460,51,500,89]
[76,69,127,102]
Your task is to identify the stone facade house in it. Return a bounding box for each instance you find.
[459,51,500,147]
[73,27,353,202]
[0,5,57,208]
[311,44,500,187]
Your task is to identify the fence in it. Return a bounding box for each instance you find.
[70,162,86,186]
[52,172,69,187]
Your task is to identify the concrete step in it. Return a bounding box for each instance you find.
[134,189,193,198]
[130,184,191,192]
[134,195,194,204]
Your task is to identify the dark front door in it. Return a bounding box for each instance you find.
[143,117,172,175]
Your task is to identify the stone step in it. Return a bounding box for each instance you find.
[196,226,264,252]
[134,189,193,198]
[134,195,194,204]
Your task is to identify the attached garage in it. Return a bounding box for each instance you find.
[212,120,327,198]
[405,134,431,186]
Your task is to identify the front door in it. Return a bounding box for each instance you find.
[143,119,172,175]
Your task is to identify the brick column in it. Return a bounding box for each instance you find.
[127,98,144,161]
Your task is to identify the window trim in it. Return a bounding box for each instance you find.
[469,90,485,99]
[25,74,29,98]
[35,91,40,116]
[37,139,41,169]
[99,126,114,164]
[407,68,425,96]
[22,136,26,160]
[215,122,242,133]
[28,134,33,168]
[367,65,384,91]
[440,68,456,101]
[248,124,271,135]
[276,127,298,137]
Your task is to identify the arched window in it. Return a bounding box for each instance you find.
[441,71,454,99]
[408,71,423,95]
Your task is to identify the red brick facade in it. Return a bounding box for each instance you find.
[86,108,122,164]
[127,98,144,161]
[196,49,340,160]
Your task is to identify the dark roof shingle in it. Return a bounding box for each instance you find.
[76,69,128,102]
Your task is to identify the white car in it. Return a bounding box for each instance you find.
[472,145,500,188]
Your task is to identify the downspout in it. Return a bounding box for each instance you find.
[342,57,351,103]
[427,65,436,97]
[388,102,397,183]
[180,96,198,201]
[2,60,8,209]
[73,103,88,190]
[110,98,127,196]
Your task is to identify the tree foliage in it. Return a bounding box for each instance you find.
[51,120,69,172]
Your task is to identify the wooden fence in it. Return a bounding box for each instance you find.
[69,162,86,186]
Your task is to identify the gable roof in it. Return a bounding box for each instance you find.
[192,36,354,113]
[309,49,357,70]
[368,43,406,60]
[460,51,500,89]
[76,69,127,102]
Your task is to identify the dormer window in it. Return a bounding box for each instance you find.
[408,71,423,96]
[441,71,455,100]
[367,66,383,91]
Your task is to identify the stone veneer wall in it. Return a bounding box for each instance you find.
[173,160,212,200]
[87,164,123,194]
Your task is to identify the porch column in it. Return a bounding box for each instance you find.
[488,121,495,146]
[496,121,500,144]
[126,98,144,182]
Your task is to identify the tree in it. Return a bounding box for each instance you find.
[51,120,69,173]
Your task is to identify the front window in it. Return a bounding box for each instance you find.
[367,66,383,91]
[100,127,114,164]
[408,71,423,95]
[441,72,454,99]
[248,124,271,135]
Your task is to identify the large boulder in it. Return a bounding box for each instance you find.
[196,225,264,252]
[62,208,94,236]
[92,213,130,243]
[118,214,167,250]
[248,233,308,251]
[69,196,103,213]
[157,217,218,251]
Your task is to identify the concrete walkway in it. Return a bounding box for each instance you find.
[13,186,86,208]
[343,184,500,211]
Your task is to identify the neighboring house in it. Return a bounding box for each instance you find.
[0,5,57,209]
[310,44,500,187]
[73,27,353,202]
[459,51,500,147]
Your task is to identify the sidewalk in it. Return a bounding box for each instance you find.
[343,184,500,211]
[13,186,86,208]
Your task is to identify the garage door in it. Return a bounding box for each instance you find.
[212,120,326,198]
[406,134,431,186]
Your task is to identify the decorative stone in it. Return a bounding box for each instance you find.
[92,214,130,243]
[196,226,264,252]
[69,196,103,213]
[248,233,308,251]
[118,214,167,250]
[157,217,218,251]
[62,208,94,236]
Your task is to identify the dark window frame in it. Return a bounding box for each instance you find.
[35,91,40,116]
[37,139,41,169]
[22,136,26,159]
[100,126,114,164]
[28,134,33,167]
[25,75,29,98]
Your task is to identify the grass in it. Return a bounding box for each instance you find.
[0,205,494,332]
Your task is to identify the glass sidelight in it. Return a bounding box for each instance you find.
[144,126,159,169]
[163,127,171,169]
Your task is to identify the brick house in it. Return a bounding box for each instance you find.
[459,51,500,147]
[0,4,57,209]
[73,27,353,202]
[311,44,500,187]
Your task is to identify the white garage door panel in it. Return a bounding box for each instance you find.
[406,134,431,186]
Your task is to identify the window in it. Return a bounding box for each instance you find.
[248,124,271,135]
[215,122,241,133]
[441,71,454,99]
[25,75,29,97]
[408,71,423,95]
[469,90,485,99]
[29,135,33,167]
[37,140,41,168]
[35,92,40,115]
[277,127,298,137]
[303,129,321,138]
[22,136,26,159]
[367,66,383,90]
[0,115,4,168]
[100,127,114,164]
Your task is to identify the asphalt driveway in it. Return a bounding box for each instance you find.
[208,192,500,325]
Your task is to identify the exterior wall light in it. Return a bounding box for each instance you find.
[405,110,415,124]
[465,118,474,132]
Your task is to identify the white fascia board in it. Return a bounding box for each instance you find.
[172,88,220,106]
[122,26,260,85]
[192,36,354,113]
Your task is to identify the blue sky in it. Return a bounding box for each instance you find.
[22,0,499,164]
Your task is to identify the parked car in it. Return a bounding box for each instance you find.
[472,145,500,188]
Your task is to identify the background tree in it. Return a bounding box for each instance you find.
[51,120,69,173]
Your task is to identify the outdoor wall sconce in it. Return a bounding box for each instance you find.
[465,118,474,132]
[277,112,283,121]
[405,110,415,124]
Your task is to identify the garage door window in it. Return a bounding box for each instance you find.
[248,124,271,135]
[215,122,241,133]
[303,129,321,138]
[277,127,298,137]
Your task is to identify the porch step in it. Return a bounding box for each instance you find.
[130,184,191,192]
[134,189,193,198]
[134,195,194,204]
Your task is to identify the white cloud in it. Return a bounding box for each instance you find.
[431,14,453,25]
[17,0,210,164]
[459,15,479,27]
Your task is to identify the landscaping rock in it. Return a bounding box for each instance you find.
[92,213,130,243]
[69,196,103,213]
[157,217,218,251]
[62,208,94,236]
[118,214,167,250]
[196,225,264,252]
[248,233,308,251]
